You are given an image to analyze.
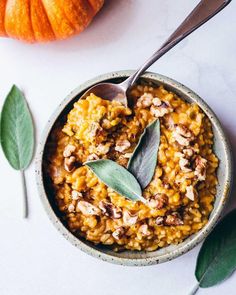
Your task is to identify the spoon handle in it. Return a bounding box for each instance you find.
[121,0,231,89]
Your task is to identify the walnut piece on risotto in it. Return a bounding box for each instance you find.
[148,194,168,209]
[150,99,173,118]
[165,212,184,226]
[123,210,138,226]
[99,201,122,219]
[63,144,76,158]
[186,185,196,201]
[156,216,164,225]
[115,139,131,153]
[112,227,125,240]
[139,224,151,236]
[76,201,101,216]
[179,156,192,173]
[195,156,207,181]
[96,143,110,155]
[71,190,83,200]
[173,124,194,146]
[64,156,76,172]
[86,153,99,161]
[137,93,153,108]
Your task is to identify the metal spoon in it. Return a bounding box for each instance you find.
[81,0,231,107]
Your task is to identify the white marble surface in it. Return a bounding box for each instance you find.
[0,1,235,294]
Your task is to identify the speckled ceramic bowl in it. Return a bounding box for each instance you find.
[35,71,233,266]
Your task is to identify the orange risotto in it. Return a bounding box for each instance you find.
[45,83,218,251]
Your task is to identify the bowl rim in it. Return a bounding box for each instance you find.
[35,70,233,266]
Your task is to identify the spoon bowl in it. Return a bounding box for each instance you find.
[81,82,128,107]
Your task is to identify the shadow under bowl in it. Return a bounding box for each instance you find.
[35,71,233,266]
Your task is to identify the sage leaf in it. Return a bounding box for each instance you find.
[85,159,146,203]
[0,85,35,218]
[194,209,236,289]
[128,119,160,189]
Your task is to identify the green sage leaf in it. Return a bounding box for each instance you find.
[0,85,34,170]
[85,159,146,203]
[128,119,160,189]
[195,209,236,288]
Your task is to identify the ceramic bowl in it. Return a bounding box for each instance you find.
[35,71,233,266]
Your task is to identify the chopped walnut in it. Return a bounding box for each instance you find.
[148,194,168,209]
[165,212,184,226]
[176,124,193,138]
[183,148,195,158]
[179,157,192,173]
[150,100,173,118]
[173,124,194,146]
[76,201,100,216]
[156,216,164,225]
[96,144,110,155]
[186,185,196,201]
[139,224,151,236]
[99,201,122,219]
[152,97,162,106]
[195,156,207,181]
[112,227,125,240]
[86,153,99,161]
[63,144,76,158]
[123,210,138,226]
[115,139,131,153]
[88,122,102,137]
[64,156,76,172]
[137,93,153,108]
[71,190,83,200]
[68,204,75,212]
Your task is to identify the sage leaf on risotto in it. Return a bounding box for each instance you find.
[85,159,146,203]
[128,119,160,189]
[0,85,35,218]
[194,209,236,290]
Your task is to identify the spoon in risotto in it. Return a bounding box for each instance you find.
[81,0,231,107]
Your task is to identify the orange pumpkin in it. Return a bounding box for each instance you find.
[0,0,104,43]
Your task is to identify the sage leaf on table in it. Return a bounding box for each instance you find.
[0,85,34,218]
[85,159,146,203]
[128,119,160,189]
[190,209,236,294]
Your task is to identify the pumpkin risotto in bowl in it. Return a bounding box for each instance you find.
[36,71,232,265]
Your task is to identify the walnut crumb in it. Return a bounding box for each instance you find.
[137,93,153,108]
[123,210,138,225]
[71,190,83,200]
[195,156,207,181]
[150,99,173,118]
[115,139,131,153]
[186,185,196,201]
[156,216,164,225]
[139,224,151,236]
[112,227,125,240]
[173,124,194,146]
[99,201,122,219]
[76,201,100,216]
[87,153,99,161]
[64,156,76,172]
[165,212,184,226]
[63,144,76,158]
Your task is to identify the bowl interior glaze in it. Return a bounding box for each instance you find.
[36,71,232,266]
